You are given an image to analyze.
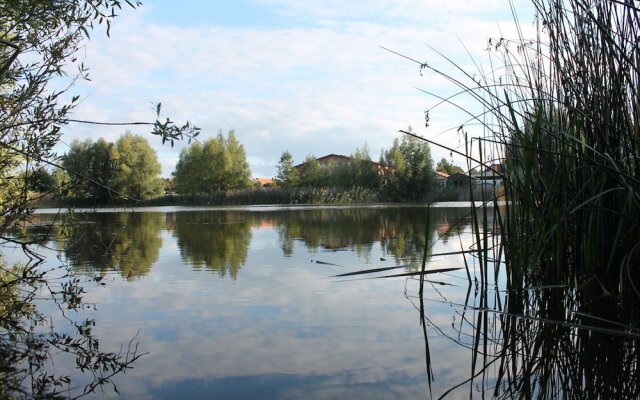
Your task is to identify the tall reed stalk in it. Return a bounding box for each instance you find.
[410,0,640,397]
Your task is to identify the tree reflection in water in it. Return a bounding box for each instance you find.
[167,211,252,279]
[1,214,146,398]
[61,212,164,280]
[274,207,471,270]
[29,206,628,398]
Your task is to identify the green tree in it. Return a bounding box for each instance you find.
[225,129,251,189]
[52,167,72,197]
[275,150,299,186]
[436,157,464,175]
[111,132,163,200]
[174,141,203,194]
[380,128,435,201]
[173,130,252,194]
[351,144,379,189]
[63,138,117,201]
[298,155,325,187]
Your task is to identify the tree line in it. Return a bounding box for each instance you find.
[275,128,439,201]
[33,127,461,203]
[51,132,164,201]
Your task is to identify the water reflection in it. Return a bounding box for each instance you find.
[47,207,473,280]
[62,212,164,279]
[166,211,252,278]
[486,285,640,399]
[11,205,637,399]
[412,215,640,399]
[274,207,472,268]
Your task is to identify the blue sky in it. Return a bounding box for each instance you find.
[61,0,535,178]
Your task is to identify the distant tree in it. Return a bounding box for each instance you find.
[380,128,435,201]
[225,130,252,189]
[436,158,464,175]
[174,142,204,194]
[111,132,163,200]
[351,144,379,188]
[63,138,117,201]
[23,167,55,193]
[298,155,325,187]
[174,130,252,194]
[52,168,72,197]
[164,177,176,193]
[201,135,228,192]
[275,150,299,186]
[326,160,351,187]
[379,140,406,197]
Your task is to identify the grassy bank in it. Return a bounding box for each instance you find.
[30,186,388,208]
[30,185,500,208]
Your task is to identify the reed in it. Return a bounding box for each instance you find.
[416,0,640,309]
[409,0,640,397]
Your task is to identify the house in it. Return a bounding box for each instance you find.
[294,154,382,174]
[477,163,505,187]
[435,171,449,187]
[253,177,274,187]
[447,173,479,188]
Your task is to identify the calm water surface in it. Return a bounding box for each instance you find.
[8,205,483,399]
[10,204,634,399]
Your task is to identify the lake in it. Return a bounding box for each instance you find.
[3,205,637,399]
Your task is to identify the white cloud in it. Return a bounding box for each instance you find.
[58,1,537,177]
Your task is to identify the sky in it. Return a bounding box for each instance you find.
[60,0,536,178]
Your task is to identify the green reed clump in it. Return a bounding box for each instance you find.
[416,0,640,302]
[410,1,640,397]
[496,0,640,305]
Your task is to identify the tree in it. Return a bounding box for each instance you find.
[173,130,252,194]
[63,138,117,201]
[26,167,56,193]
[174,141,203,194]
[351,143,379,189]
[380,128,435,201]
[275,150,299,187]
[298,155,325,187]
[436,157,464,175]
[224,130,251,189]
[111,132,163,200]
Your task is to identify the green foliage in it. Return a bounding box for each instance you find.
[225,130,252,189]
[174,130,252,194]
[351,144,380,189]
[52,168,72,197]
[63,138,116,200]
[298,155,325,187]
[436,158,464,175]
[111,132,163,200]
[170,211,251,279]
[275,150,299,186]
[292,145,379,189]
[62,133,163,201]
[380,128,435,201]
[0,148,25,219]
